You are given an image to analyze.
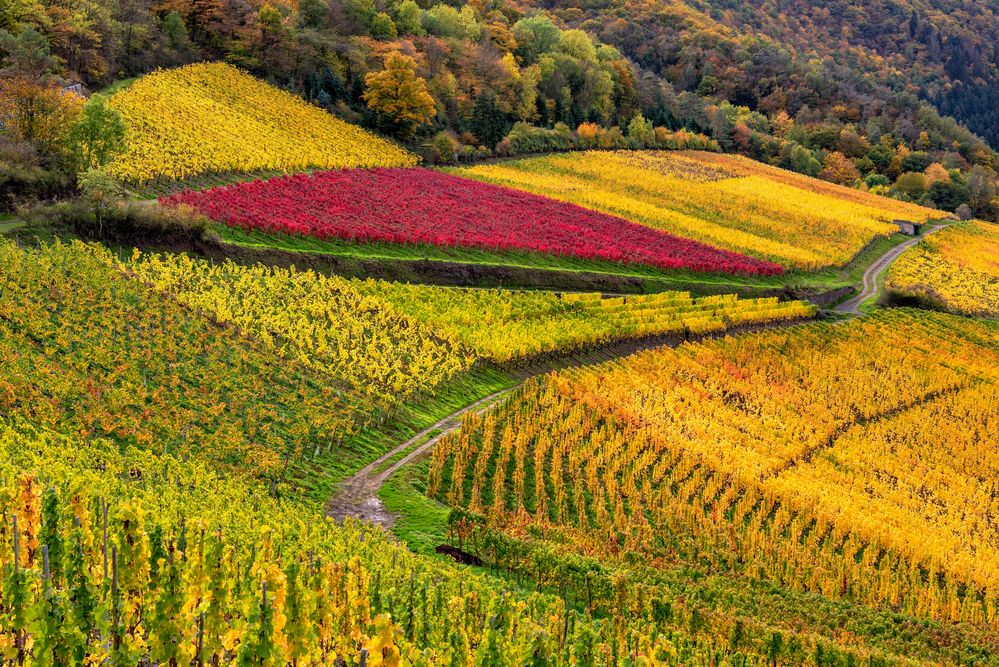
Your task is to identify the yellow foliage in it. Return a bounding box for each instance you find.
[452,150,940,269]
[887,220,999,316]
[434,310,999,624]
[355,281,815,363]
[108,62,416,183]
[128,251,472,409]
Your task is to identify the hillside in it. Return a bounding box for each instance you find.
[538,0,999,146]
[107,63,416,183]
[3,4,999,662]
[430,310,999,662]
[887,219,999,315]
[453,150,940,269]
[5,0,999,224]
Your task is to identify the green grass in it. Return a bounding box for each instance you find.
[215,225,928,296]
[216,225,784,287]
[97,77,138,96]
[0,215,23,235]
[284,366,516,503]
[380,460,452,555]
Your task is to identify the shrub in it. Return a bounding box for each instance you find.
[20,199,209,245]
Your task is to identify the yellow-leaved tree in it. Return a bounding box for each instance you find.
[363,51,436,139]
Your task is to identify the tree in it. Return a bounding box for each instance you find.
[923,162,951,187]
[394,0,424,36]
[512,15,560,62]
[161,11,191,50]
[0,26,58,79]
[0,76,83,161]
[902,150,933,173]
[422,4,478,40]
[363,51,436,139]
[788,144,821,177]
[68,95,126,171]
[966,165,997,217]
[370,12,397,40]
[819,151,860,186]
[710,106,734,151]
[297,0,329,30]
[837,129,870,158]
[470,93,509,148]
[892,172,927,200]
[78,169,124,234]
[927,180,970,212]
[627,112,654,147]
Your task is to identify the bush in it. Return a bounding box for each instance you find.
[495,122,573,156]
[20,200,210,245]
[420,132,489,165]
[0,137,74,211]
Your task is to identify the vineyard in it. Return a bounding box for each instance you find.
[358,282,814,362]
[452,151,940,269]
[2,57,995,663]
[162,168,783,276]
[107,63,416,183]
[127,251,475,408]
[886,220,999,316]
[429,311,999,635]
[0,368,993,666]
[0,419,690,666]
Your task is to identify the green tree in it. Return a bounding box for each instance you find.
[627,112,655,147]
[0,26,57,79]
[78,169,124,234]
[68,95,127,171]
[296,0,328,30]
[370,12,397,39]
[789,144,821,177]
[470,93,509,148]
[892,172,927,200]
[394,0,424,36]
[927,179,971,211]
[512,15,560,62]
[161,11,191,49]
[363,51,436,139]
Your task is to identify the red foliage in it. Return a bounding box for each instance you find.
[163,168,784,276]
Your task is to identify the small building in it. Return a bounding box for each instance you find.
[893,220,918,236]
[61,83,86,99]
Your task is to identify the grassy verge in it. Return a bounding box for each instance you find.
[97,77,138,96]
[379,459,452,555]
[0,218,24,235]
[216,225,783,288]
[284,366,516,504]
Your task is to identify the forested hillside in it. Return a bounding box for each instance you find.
[2,0,999,219]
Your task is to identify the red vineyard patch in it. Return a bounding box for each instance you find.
[162,168,784,276]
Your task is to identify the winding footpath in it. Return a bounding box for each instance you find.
[835,224,948,315]
[327,226,948,527]
[325,390,512,525]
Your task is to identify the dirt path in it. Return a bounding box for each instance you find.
[325,390,512,525]
[835,226,947,315]
[324,323,805,528]
[327,226,950,528]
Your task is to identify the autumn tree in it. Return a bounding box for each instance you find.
[0,76,82,161]
[363,51,435,139]
[819,151,861,186]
